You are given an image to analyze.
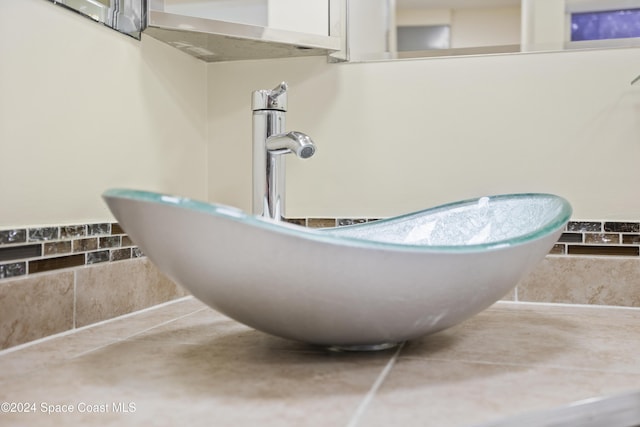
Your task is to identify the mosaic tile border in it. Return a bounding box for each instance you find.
[288,218,640,258]
[0,223,143,280]
[3,218,639,281]
[553,220,640,256]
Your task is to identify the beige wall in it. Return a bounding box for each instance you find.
[396,8,451,27]
[0,0,208,227]
[522,0,565,51]
[396,6,520,48]
[207,48,640,220]
[452,7,521,48]
[5,1,640,226]
[395,7,520,49]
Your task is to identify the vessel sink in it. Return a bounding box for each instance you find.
[103,190,571,350]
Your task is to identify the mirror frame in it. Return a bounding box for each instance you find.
[48,0,145,39]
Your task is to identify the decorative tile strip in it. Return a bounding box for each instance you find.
[561,221,640,257]
[87,250,110,264]
[74,238,98,252]
[623,234,640,245]
[88,223,111,236]
[584,233,619,244]
[111,248,132,261]
[28,227,59,242]
[566,221,602,232]
[567,245,640,257]
[0,262,26,279]
[307,218,337,228]
[558,233,582,243]
[0,222,144,280]
[290,218,640,258]
[0,229,26,245]
[44,241,72,256]
[337,218,367,226]
[4,216,640,281]
[111,223,126,235]
[0,244,41,262]
[29,254,85,274]
[99,236,121,249]
[604,222,640,233]
[284,218,306,227]
[60,225,86,239]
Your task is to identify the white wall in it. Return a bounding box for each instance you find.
[207,48,640,221]
[0,0,208,227]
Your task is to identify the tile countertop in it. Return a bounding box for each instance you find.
[0,297,639,427]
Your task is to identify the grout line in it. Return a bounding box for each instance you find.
[495,299,640,311]
[71,306,208,359]
[121,307,209,341]
[0,296,196,357]
[398,355,640,376]
[72,270,77,329]
[345,342,406,427]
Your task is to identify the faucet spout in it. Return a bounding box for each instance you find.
[252,82,316,221]
[266,131,316,159]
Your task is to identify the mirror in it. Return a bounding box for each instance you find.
[347,0,640,61]
[48,0,144,39]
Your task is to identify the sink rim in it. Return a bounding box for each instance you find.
[103,188,571,254]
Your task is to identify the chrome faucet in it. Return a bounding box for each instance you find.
[252,82,316,221]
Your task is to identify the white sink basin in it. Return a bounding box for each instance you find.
[103,190,571,350]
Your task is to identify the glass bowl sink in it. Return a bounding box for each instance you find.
[103,189,571,350]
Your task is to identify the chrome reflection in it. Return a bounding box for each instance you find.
[48,0,144,39]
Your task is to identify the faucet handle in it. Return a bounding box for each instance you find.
[269,81,288,100]
[252,81,288,111]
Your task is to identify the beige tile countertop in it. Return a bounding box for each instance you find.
[1,297,639,427]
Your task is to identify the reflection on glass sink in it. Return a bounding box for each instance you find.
[103,189,571,350]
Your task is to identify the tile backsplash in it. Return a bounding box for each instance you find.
[286,218,640,309]
[4,218,640,282]
[291,218,640,258]
[0,223,142,279]
[0,258,186,350]
[1,216,639,351]
[554,221,640,256]
[0,221,186,350]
